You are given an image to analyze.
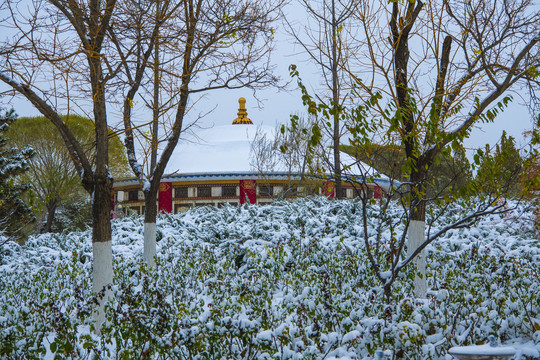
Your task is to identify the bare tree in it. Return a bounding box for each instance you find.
[294,0,540,298]
[115,0,284,267]
[250,115,316,197]
[285,0,358,198]
[0,0,164,329]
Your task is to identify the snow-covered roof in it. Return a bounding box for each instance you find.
[165,123,276,174]
[162,121,393,190]
[117,98,393,190]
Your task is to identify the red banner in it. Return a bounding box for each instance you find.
[158,182,173,213]
[110,191,116,219]
[240,180,257,205]
[322,181,335,198]
[374,186,382,199]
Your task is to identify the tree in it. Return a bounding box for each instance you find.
[285,0,357,198]
[293,0,540,298]
[427,143,472,198]
[475,131,524,197]
[115,0,283,267]
[342,142,472,198]
[0,0,164,329]
[0,109,35,242]
[522,119,540,238]
[250,115,317,197]
[7,115,130,233]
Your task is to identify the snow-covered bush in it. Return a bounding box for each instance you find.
[0,197,538,359]
[52,199,93,233]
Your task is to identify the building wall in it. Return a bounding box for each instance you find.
[113,179,379,216]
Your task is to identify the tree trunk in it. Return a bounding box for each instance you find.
[408,165,428,297]
[88,41,113,330]
[143,186,158,268]
[91,171,113,331]
[43,198,59,233]
[331,0,342,199]
[407,219,426,297]
[390,1,426,297]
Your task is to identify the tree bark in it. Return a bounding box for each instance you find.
[331,0,343,199]
[43,198,59,233]
[143,182,159,267]
[390,0,427,297]
[87,11,114,327]
[407,220,426,297]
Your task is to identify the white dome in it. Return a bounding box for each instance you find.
[164,122,392,190]
[165,124,278,174]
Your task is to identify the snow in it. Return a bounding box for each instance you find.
[448,344,516,355]
[164,123,387,182]
[166,124,282,173]
[0,71,20,86]
[0,197,538,359]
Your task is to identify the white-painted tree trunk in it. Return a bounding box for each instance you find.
[407,220,427,298]
[143,222,157,268]
[92,240,112,332]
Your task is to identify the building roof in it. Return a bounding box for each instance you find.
[115,98,393,191]
[165,123,276,174]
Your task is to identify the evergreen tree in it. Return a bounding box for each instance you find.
[7,115,130,233]
[475,131,524,197]
[0,109,35,239]
[427,143,472,198]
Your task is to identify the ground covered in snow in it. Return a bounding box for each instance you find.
[1,197,539,359]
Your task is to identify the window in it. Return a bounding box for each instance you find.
[367,189,373,199]
[197,186,211,198]
[174,186,189,198]
[221,186,237,197]
[174,203,191,213]
[129,205,140,215]
[128,190,139,201]
[259,185,273,197]
[285,186,297,197]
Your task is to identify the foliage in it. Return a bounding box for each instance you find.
[0,109,35,239]
[474,131,524,197]
[521,118,540,238]
[8,114,131,179]
[7,115,130,233]
[0,198,538,359]
[341,142,473,198]
[52,199,93,233]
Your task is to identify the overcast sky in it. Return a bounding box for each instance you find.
[1,1,537,154]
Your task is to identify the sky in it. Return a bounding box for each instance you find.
[1,1,537,155]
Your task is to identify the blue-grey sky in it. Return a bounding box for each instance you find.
[1,1,536,154]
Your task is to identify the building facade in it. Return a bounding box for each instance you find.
[112,98,387,215]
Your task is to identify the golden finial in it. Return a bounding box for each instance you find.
[232,97,253,125]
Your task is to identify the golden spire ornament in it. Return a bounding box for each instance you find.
[232,97,253,125]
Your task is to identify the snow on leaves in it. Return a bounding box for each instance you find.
[0,197,539,359]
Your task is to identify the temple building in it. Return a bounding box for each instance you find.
[112,98,390,215]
